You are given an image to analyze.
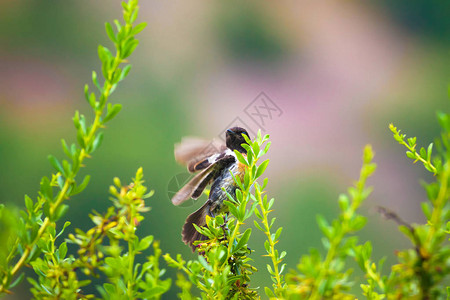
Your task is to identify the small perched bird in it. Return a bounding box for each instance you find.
[172,127,250,251]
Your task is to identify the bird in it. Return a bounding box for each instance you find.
[171,127,250,251]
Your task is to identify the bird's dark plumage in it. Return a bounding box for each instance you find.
[172,127,250,251]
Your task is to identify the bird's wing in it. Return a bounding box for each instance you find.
[174,137,226,173]
[171,155,235,206]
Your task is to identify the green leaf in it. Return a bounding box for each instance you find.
[92,132,104,152]
[362,241,372,260]
[256,159,269,179]
[279,263,286,275]
[269,217,276,230]
[130,8,138,23]
[92,71,102,92]
[265,287,275,297]
[247,150,254,166]
[48,155,64,175]
[25,195,33,212]
[131,22,147,35]
[261,177,268,190]
[350,215,367,231]
[114,19,122,32]
[139,286,168,298]
[198,256,213,272]
[252,141,260,157]
[89,92,97,109]
[118,64,132,82]
[224,200,239,218]
[437,111,450,132]
[234,150,248,166]
[235,189,243,202]
[230,170,243,190]
[137,235,154,251]
[40,176,53,200]
[406,151,415,159]
[233,228,251,254]
[427,143,433,162]
[53,204,69,221]
[105,22,116,43]
[103,103,122,123]
[338,194,349,211]
[266,264,273,275]
[254,220,264,231]
[9,273,25,289]
[399,225,415,243]
[274,227,283,240]
[43,201,51,218]
[264,240,270,253]
[421,202,431,220]
[56,221,71,238]
[79,114,87,135]
[419,147,426,159]
[61,139,72,159]
[243,170,250,188]
[71,175,91,196]
[261,141,271,156]
[254,207,262,219]
[59,242,68,259]
[267,198,275,210]
[122,39,139,58]
[238,196,247,221]
[73,110,80,129]
[62,159,72,176]
[407,137,416,147]
[316,215,330,237]
[84,84,90,104]
[98,45,108,63]
[103,283,116,295]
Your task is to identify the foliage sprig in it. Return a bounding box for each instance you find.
[0,0,146,295]
[26,168,171,299]
[164,130,280,299]
[360,116,450,299]
[389,123,439,174]
[286,145,377,299]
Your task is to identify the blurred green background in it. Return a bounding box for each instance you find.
[0,1,449,298]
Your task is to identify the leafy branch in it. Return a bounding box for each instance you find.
[389,123,439,174]
[286,145,377,299]
[26,168,171,299]
[357,114,450,299]
[0,0,145,294]
[164,130,276,299]
[237,132,288,298]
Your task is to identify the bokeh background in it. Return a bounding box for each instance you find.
[1,1,449,298]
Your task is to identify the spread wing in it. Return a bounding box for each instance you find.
[174,137,226,173]
[171,155,235,206]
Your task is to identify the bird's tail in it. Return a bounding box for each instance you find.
[182,201,210,251]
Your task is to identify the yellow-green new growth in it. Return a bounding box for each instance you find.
[0,0,146,295]
[389,123,437,174]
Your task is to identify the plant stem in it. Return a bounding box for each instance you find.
[127,239,135,299]
[10,179,70,277]
[255,184,284,296]
[227,221,242,257]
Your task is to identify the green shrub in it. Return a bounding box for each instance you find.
[0,1,449,299]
